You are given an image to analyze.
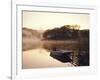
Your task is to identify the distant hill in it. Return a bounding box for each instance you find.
[22,27,41,39]
[22,28,42,51]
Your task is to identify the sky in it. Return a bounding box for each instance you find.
[23,11,90,30]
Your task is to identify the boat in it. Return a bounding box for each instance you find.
[50,49,73,63]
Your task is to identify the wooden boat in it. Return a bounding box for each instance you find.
[50,49,73,63]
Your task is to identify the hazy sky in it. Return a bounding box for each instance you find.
[23,11,90,30]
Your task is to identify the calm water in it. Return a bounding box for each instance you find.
[22,40,77,69]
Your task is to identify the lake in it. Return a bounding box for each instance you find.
[22,40,78,69]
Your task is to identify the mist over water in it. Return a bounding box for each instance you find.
[22,39,76,69]
[22,27,89,69]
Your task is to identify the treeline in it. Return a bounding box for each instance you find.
[43,25,86,40]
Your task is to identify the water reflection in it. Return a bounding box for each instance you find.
[22,48,74,69]
[22,40,76,69]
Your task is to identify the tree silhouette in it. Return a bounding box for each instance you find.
[43,25,80,40]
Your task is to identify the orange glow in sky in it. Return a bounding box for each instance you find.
[23,11,90,30]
